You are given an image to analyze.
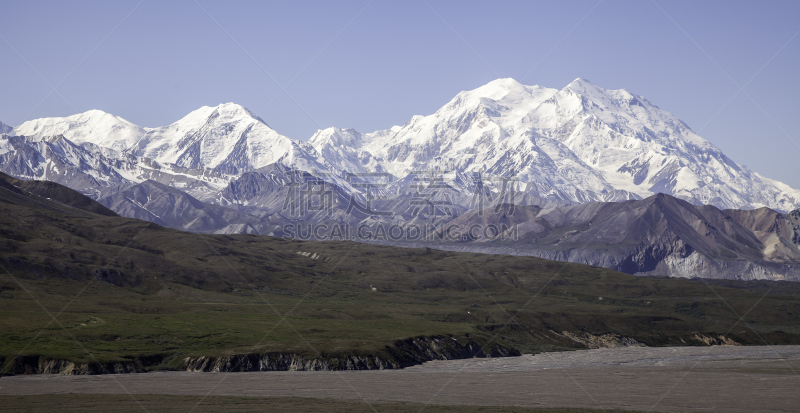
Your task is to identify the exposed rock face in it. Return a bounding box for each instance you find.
[558,331,646,349]
[183,353,392,372]
[394,194,800,282]
[0,334,550,376]
[0,355,155,375]
[97,180,261,233]
[182,335,520,373]
[690,334,740,346]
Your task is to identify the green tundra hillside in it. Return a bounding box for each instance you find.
[1,173,799,374]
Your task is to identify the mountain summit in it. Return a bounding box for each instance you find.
[312,77,799,211]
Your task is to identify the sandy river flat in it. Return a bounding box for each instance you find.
[2,346,799,412]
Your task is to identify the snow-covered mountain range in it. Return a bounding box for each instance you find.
[13,103,328,175]
[6,77,797,212]
[3,77,800,281]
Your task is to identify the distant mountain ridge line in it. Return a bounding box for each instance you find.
[4,77,798,212]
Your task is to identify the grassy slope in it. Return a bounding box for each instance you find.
[2,184,800,372]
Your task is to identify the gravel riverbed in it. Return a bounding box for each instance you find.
[2,345,799,412]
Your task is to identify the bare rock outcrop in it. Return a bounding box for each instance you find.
[558,331,646,349]
[182,335,520,373]
[1,355,148,375]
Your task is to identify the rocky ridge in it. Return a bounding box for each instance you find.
[183,336,518,373]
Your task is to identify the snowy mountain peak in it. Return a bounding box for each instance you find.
[477,77,527,94]
[14,109,144,151]
[568,77,593,86]
[83,108,112,117]
[170,102,268,132]
[454,78,556,107]
[563,77,608,99]
[212,102,265,124]
[134,103,310,173]
[345,77,800,211]
[309,127,361,147]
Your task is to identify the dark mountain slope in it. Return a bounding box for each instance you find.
[426,193,800,281]
[0,171,116,217]
[97,180,263,233]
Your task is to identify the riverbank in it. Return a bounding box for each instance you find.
[3,345,798,412]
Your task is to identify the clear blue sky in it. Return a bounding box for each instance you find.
[2,0,799,187]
